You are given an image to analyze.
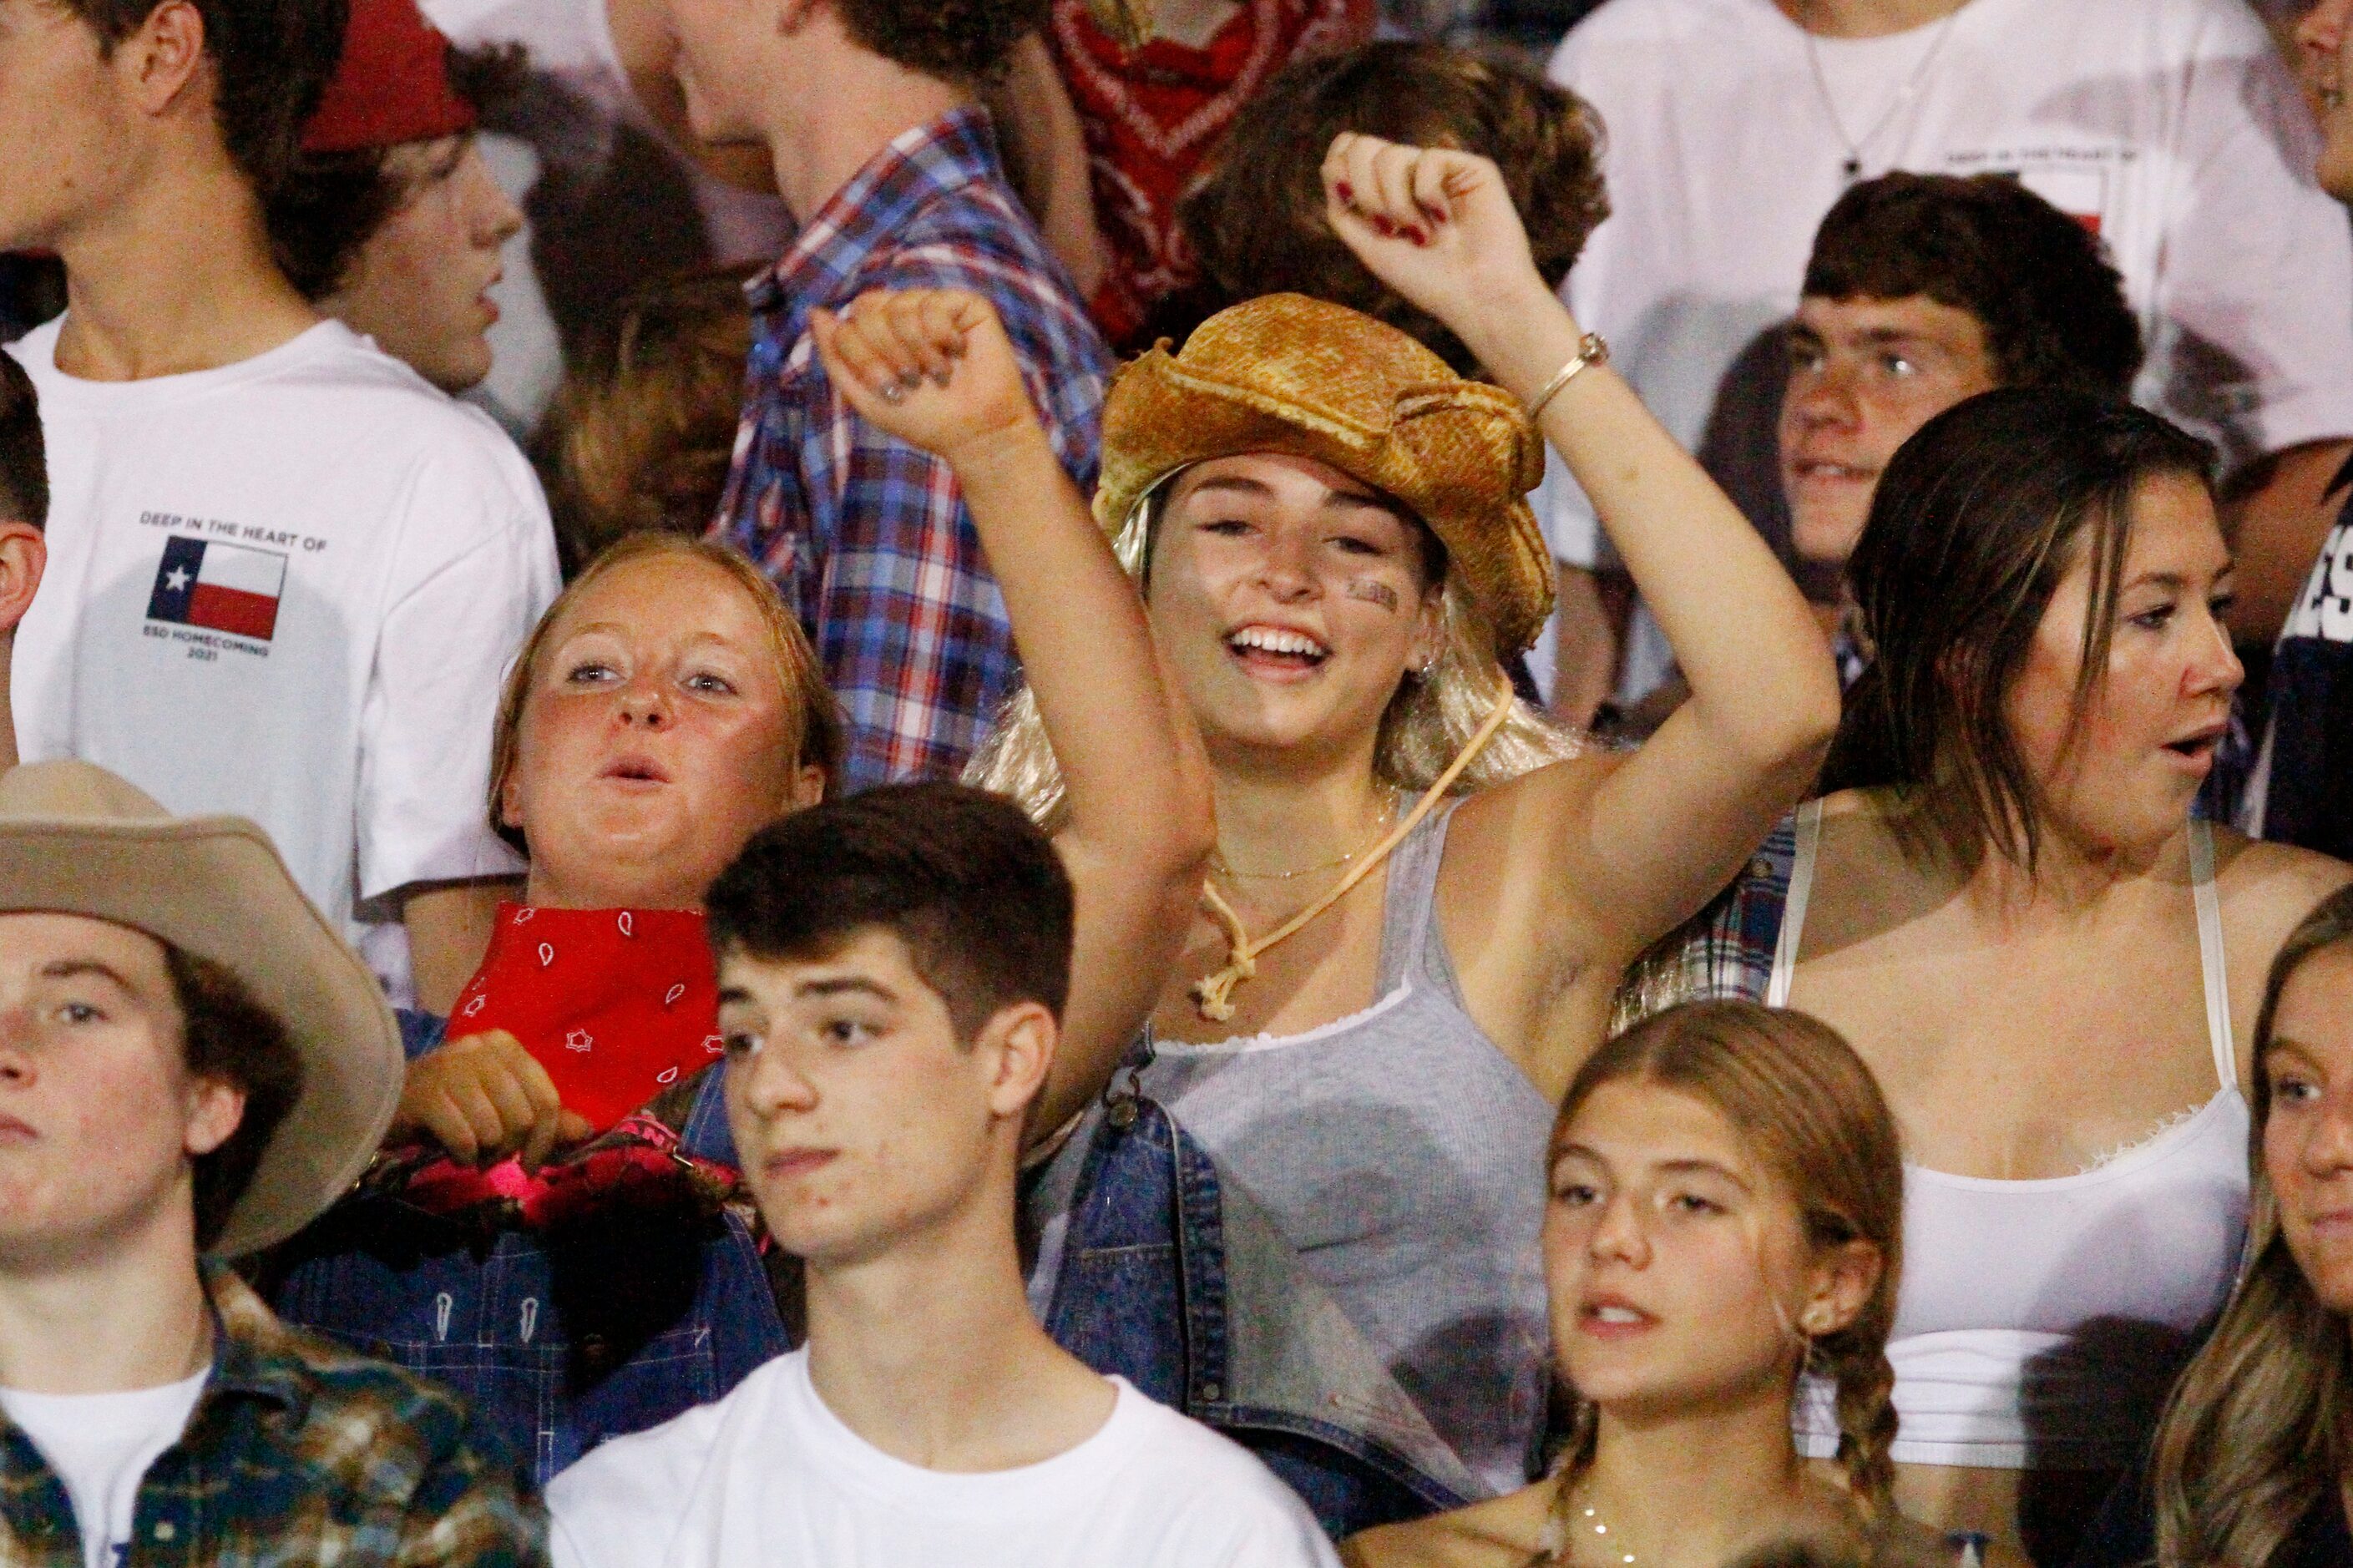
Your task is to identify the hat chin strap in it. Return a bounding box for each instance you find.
[1192,682,1517,1024]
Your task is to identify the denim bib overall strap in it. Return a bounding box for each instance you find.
[1029,1040,1482,1537]
[269,1012,792,1485]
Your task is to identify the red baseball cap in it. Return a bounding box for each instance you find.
[301,0,477,155]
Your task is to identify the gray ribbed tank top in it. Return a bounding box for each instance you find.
[1136,801,1556,1496]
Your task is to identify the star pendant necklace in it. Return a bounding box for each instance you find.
[1800,6,1966,183]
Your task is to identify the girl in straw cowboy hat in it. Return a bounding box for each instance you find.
[817,130,1840,1530]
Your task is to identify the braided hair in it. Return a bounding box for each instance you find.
[1550,1001,1907,1525]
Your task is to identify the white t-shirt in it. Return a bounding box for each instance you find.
[420,0,794,432]
[1546,0,2353,701]
[0,1370,208,1568]
[546,1350,1344,1568]
[6,318,560,1000]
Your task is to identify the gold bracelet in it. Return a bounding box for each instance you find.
[1524,331,1609,420]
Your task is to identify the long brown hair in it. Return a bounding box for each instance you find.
[2149,883,2353,1566]
[486,533,843,853]
[1551,1001,1906,1521]
[1822,388,2214,873]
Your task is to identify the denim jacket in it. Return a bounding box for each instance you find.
[267,1012,794,1484]
[1025,1049,1493,1540]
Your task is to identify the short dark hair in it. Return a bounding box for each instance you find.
[56,0,350,198]
[164,946,303,1252]
[1181,42,1607,376]
[0,352,44,530]
[266,43,524,300]
[706,783,1074,1038]
[1803,173,2143,397]
[1824,387,2214,871]
[834,0,1040,83]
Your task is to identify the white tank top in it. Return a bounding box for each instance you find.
[1777,802,2249,1470]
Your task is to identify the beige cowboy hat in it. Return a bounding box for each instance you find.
[0,761,401,1256]
[1095,292,1557,656]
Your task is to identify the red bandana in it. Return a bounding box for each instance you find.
[448,904,724,1133]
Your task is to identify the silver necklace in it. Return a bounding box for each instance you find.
[1799,7,1966,182]
[1535,1479,1637,1566]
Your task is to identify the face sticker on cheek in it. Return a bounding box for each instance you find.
[1345,578,1401,614]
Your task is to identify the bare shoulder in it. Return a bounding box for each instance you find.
[1341,1487,1549,1568]
[2214,828,2353,942]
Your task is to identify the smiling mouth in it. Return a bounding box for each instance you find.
[1224,625,1330,675]
[1791,458,1874,483]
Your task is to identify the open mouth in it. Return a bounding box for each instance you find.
[1224,624,1330,675]
[2162,726,2228,764]
[1578,1299,1657,1334]
[1791,458,1874,483]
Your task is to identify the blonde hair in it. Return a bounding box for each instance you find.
[1551,1001,1905,1525]
[487,533,844,852]
[2148,883,2353,1567]
[965,486,1583,825]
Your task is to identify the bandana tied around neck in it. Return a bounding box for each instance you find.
[448,904,723,1131]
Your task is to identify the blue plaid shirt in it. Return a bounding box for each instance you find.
[711,109,1111,790]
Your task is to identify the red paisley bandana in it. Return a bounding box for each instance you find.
[1046,0,1373,348]
[448,904,724,1133]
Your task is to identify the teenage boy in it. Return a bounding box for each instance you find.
[676,0,1113,788]
[1780,171,2143,671]
[0,759,543,1568]
[1546,0,2353,710]
[0,357,47,771]
[268,0,525,398]
[549,784,1340,1568]
[0,0,561,1011]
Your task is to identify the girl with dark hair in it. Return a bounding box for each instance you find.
[2070,883,2353,1567]
[1347,1002,2013,1568]
[1621,387,2351,1563]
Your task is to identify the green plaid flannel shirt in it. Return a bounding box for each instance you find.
[0,1265,545,1568]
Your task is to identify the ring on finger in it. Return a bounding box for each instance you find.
[879,382,907,405]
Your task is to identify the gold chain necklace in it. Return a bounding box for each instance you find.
[1207,794,1401,882]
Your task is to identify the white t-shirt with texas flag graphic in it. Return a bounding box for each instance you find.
[6,318,560,998]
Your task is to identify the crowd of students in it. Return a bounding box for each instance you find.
[2,0,2353,1564]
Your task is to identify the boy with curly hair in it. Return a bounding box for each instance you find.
[678,0,1112,789]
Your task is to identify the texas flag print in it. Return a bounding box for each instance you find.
[145,536,286,642]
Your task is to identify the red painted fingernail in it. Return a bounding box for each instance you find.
[1370,215,1395,235]
[1403,226,1426,245]
[1335,181,1354,200]
[1420,203,1445,224]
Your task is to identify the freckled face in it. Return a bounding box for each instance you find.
[1544,1082,1818,1419]
[2261,941,2353,1313]
[717,930,1005,1267]
[2001,472,2241,857]
[0,913,243,1264]
[1143,453,1442,768]
[503,554,819,910]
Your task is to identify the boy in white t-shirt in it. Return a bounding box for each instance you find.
[1546,0,2353,709]
[0,0,559,1010]
[548,784,1341,1568]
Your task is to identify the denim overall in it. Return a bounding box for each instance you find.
[269,1012,794,1483]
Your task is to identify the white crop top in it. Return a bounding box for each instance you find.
[1779,803,2249,1470]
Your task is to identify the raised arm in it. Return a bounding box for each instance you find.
[812,291,1212,1133]
[1321,135,1839,964]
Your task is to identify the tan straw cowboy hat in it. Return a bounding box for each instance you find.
[1095,292,1557,655]
[0,761,402,1256]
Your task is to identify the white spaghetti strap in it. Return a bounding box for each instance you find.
[1767,799,1823,1009]
[2189,817,2235,1090]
